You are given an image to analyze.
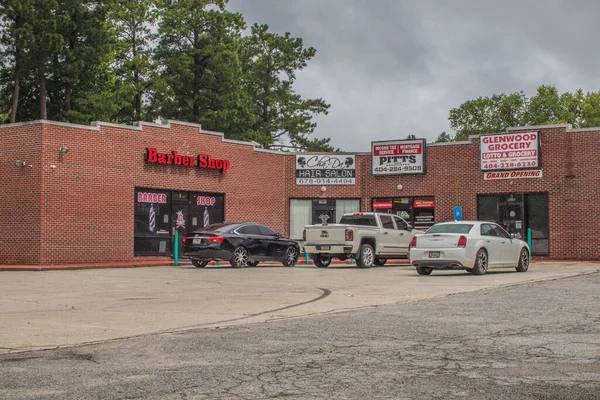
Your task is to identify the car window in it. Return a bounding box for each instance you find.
[198,223,234,232]
[257,225,277,236]
[339,215,377,226]
[393,216,408,230]
[237,225,261,235]
[380,215,395,229]
[480,224,496,237]
[425,224,473,234]
[492,224,510,238]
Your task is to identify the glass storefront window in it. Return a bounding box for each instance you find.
[134,189,172,255]
[526,194,549,256]
[372,197,435,229]
[413,197,435,230]
[477,193,549,256]
[134,188,224,256]
[289,198,360,240]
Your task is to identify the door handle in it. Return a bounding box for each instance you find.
[399,232,404,235]
[485,240,490,243]
[384,232,388,235]
[501,241,506,244]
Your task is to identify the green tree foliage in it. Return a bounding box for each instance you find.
[449,85,600,141]
[0,0,115,123]
[237,23,332,151]
[0,0,33,122]
[434,131,453,143]
[0,1,332,150]
[110,0,157,123]
[50,0,116,124]
[152,0,247,129]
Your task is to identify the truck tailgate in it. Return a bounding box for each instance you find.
[305,225,347,243]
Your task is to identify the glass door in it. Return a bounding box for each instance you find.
[498,194,525,240]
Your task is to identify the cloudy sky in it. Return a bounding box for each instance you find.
[227,0,599,152]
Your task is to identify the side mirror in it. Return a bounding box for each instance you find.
[406,224,413,230]
[275,232,282,238]
[509,233,515,239]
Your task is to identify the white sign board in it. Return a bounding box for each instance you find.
[371,139,426,175]
[480,132,540,170]
[296,155,355,185]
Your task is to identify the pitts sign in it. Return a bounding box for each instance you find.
[146,148,231,173]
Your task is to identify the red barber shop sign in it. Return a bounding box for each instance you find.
[145,148,231,173]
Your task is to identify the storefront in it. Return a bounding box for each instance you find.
[477,193,549,256]
[371,197,436,230]
[1,120,598,264]
[134,188,225,256]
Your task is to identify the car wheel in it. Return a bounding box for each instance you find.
[283,246,299,267]
[374,257,387,266]
[191,259,207,268]
[356,244,374,268]
[230,246,249,268]
[248,261,259,267]
[313,255,331,268]
[471,249,488,275]
[516,248,529,272]
[416,266,432,275]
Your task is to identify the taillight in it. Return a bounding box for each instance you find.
[303,229,306,241]
[457,235,467,247]
[345,229,353,241]
[208,236,224,243]
[409,236,417,247]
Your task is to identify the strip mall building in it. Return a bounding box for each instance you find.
[1,120,598,265]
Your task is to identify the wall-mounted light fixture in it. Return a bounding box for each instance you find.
[15,160,27,167]
[320,186,327,192]
[397,184,403,190]
[58,145,69,154]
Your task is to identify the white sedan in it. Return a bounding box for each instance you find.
[409,221,530,275]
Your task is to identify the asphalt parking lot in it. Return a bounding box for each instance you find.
[1,261,598,353]
[1,261,599,399]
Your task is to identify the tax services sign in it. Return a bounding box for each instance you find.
[371,139,426,175]
[480,131,541,171]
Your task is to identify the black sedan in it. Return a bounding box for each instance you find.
[182,223,301,268]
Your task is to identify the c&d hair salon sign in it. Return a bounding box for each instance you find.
[296,154,356,185]
[480,132,540,171]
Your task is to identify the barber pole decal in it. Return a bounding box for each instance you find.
[149,205,156,232]
[203,207,210,227]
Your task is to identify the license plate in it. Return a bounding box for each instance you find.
[318,245,330,250]
[193,238,202,245]
[429,251,440,258]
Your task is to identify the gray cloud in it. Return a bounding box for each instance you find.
[227,0,600,151]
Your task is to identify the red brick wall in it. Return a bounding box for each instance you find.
[0,121,598,264]
[13,121,285,264]
[360,126,599,260]
[0,123,43,264]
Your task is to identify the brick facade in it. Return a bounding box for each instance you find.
[1,120,598,264]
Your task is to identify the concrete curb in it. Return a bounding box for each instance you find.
[1,259,410,272]
[0,258,590,272]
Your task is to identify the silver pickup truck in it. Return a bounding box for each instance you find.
[303,212,424,268]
